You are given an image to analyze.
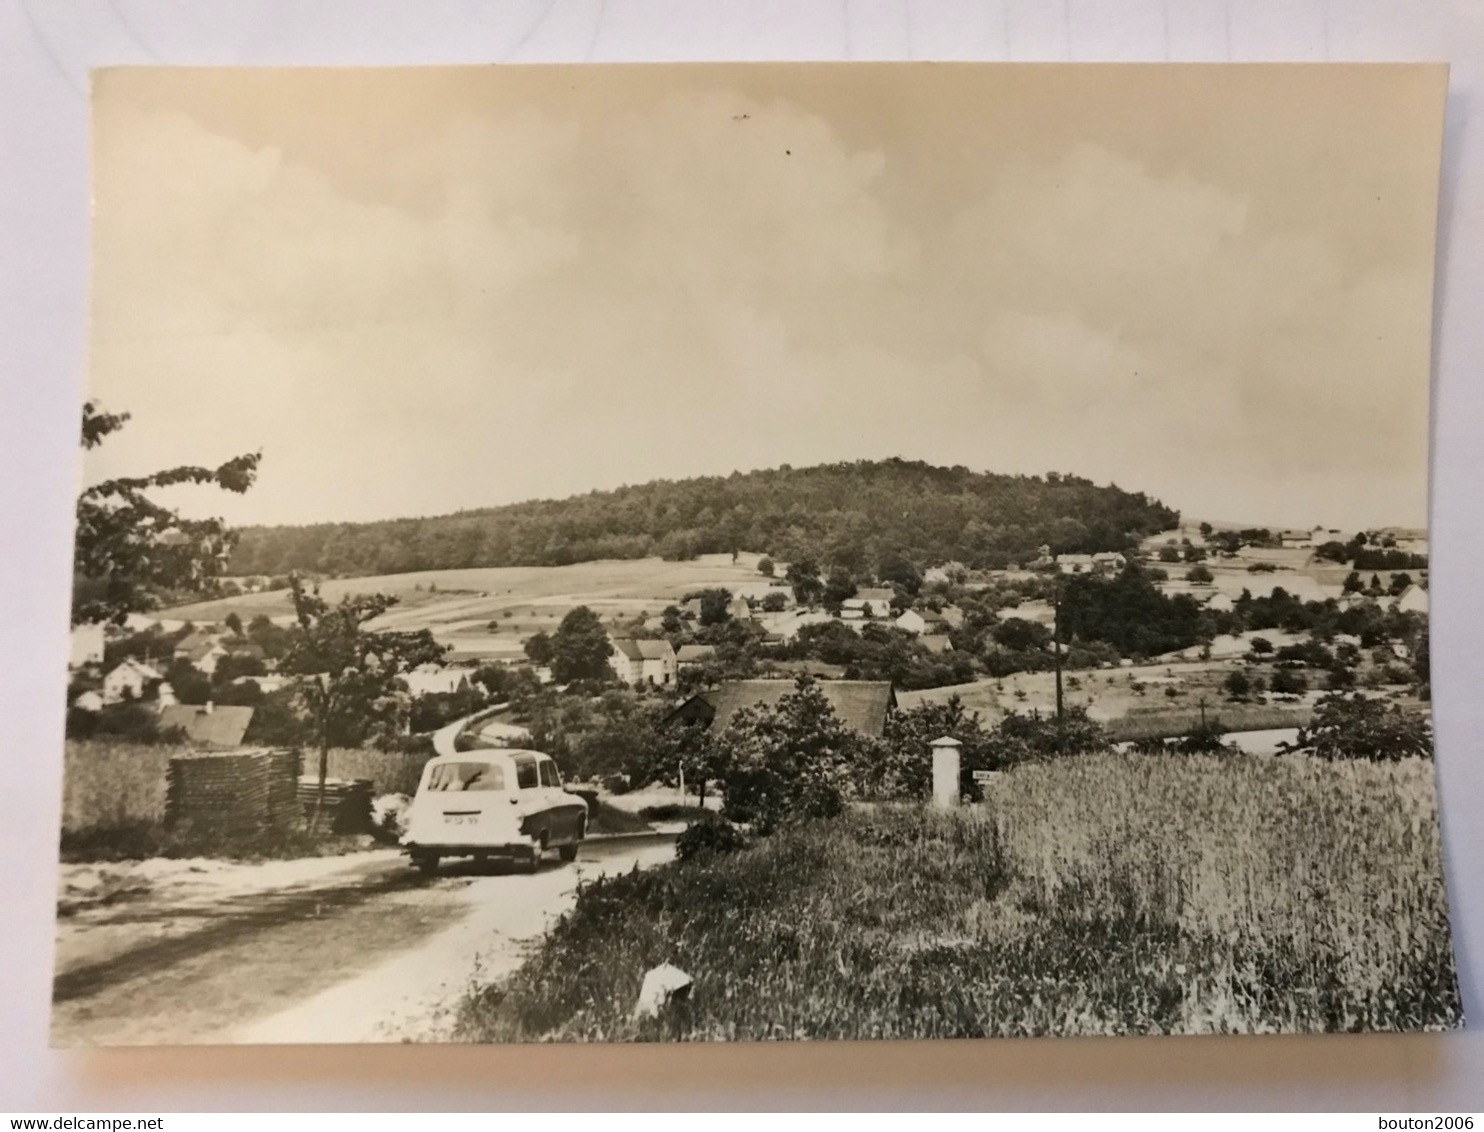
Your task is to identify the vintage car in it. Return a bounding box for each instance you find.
[401,748,588,875]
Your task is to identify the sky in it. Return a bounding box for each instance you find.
[84,63,1447,532]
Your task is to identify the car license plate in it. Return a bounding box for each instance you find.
[444,814,478,826]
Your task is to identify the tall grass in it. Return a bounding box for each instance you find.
[458,753,1460,1040]
[61,740,179,836]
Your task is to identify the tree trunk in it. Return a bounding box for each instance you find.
[312,732,329,833]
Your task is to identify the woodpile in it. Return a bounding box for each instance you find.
[296,775,374,834]
[165,748,302,835]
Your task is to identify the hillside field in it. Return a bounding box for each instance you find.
[159,555,782,659]
[458,752,1460,1041]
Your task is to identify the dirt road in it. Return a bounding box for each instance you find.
[51,836,676,1046]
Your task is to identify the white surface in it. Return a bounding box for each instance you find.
[2,0,1483,1111]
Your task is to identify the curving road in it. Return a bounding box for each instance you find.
[52,836,675,1046]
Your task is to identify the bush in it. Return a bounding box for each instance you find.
[714,678,852,833]
[675,811,748,861]
[1283,694,1432,761]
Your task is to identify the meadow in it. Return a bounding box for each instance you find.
[159,555,779,659]
[458,752,1461,1040]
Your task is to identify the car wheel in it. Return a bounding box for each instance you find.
[558,842,579,862]
[527,831,548,873]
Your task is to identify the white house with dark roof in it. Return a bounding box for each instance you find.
[895,608,949,635]
[842,587,895,620]
[1392,584,1429,615]
[608,638,677,687]
[174,631,228,676]
[102,658,162,704]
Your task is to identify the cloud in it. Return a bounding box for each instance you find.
[84,80,1435,532]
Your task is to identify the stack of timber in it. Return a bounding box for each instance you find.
[165,747,302,834]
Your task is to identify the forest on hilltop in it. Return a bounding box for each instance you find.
[226,460,1179,578]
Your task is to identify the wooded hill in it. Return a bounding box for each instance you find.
[226,460,1179,578]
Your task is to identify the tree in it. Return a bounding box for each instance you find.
[1270,667,1307,695]
[697,588,733,626]
[785,556,824,606]
[1223,669,1252,700]
[73,402,261,624]
[992,617,1051,652]
[1342,570,1363,594]
[1185,564,1214,584]
[861,696,997,799]
[1249,636,1275,656]
[523,630,555,667]
[1059,563,1205,657]
[712,677,853,833]
[989,705,1107,763]
[760,591,788,613]
[876,551,922,596]
[280,574,447,823]
[549,606,614,684]
[163,659,212,705]
[821,567,857,609]
[212,651,266,685]
[1158,546,1181,563]
[1281,693,1432,761]
[1389,572,1413,596]
[224,611,244,637]
[757,557,775,577]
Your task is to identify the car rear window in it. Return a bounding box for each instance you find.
[513,755,539,790]
[426,761,505,792]
[539,760,560,788]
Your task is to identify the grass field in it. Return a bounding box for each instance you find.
[900,660,1242,721]
[158,556,783,658]
[457,752,1460,1040]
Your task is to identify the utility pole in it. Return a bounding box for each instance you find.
[1052,571,1065,752]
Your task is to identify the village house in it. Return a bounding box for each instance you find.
[68,623,106,669]
[675,644,717,669]
[919,634,953,655]
[841,587,895,620]
[157,702,255,748]
[726,597,753,622]
[608,638,677,687]
[402,666,473,697]
[102,657,162,705]
[758,608,835,641]
[1279,529,1315,549]
[895,608,948,635]
[666,679,898,738]
[174,631,229,676]
[1092,551,1127,571]
[1392,584,1429,616]
[1054,553,1097,574]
